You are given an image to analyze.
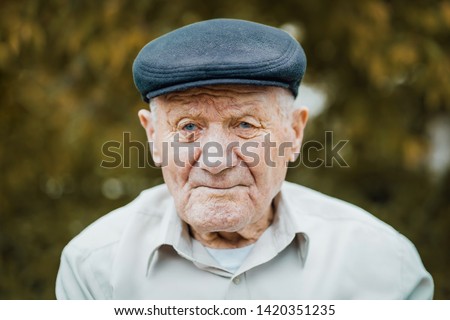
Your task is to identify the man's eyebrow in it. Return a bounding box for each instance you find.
[166,107,203,120]
[227,100,267,113]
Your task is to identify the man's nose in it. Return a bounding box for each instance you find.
[197,131,239,174]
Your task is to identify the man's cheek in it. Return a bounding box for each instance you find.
[239,142,261,167]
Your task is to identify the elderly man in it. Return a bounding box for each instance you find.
[56,19,433,299]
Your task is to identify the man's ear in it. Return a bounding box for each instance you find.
[138,109,161,165]
[290,107,309,162]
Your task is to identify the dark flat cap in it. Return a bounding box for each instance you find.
[133,19,306,102]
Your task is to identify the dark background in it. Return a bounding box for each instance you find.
[1,0,449,299]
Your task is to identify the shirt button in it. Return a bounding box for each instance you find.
[233,277,241,285]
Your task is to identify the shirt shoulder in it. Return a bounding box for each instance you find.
[56,184,171,299]
[282,180,397,234]
[67,183,171,252]
[281,181,433,299]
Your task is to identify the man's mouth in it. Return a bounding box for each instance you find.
[195,185,244,190]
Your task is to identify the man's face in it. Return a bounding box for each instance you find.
[139,85,307,235]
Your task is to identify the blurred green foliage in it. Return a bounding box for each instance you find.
[0,0,449,299]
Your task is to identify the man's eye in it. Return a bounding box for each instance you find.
[182,123,198,131]
[238,122,254,129]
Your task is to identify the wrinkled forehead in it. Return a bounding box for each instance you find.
[153,85,284,108]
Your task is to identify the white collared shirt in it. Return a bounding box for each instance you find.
[56,181,433,299]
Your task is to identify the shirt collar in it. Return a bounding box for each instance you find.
[145,181,311,273]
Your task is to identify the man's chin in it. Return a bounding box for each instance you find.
[183,209,251,234]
